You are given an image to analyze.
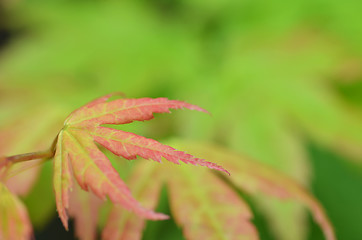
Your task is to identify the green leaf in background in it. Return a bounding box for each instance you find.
[166,162,257,240]
[0,182,32,240]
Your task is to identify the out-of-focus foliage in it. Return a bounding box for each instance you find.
[100,140,335,240]
[0,0,361,239]
[0,182,32,240]
[0,106,63,227]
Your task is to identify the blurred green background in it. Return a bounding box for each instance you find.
[0,0,362,239]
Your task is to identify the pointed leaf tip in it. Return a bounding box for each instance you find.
[92,127,228,174]
[53,94,222,229]
[54,127,170,228]
[67,97,209,127]
[102,162,168,240]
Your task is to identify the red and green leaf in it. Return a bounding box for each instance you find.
[92,127,226,171]
[53,93,226,229]
[53,127,167,230]
[66,97,208,127]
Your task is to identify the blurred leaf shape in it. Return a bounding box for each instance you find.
[166,164,258,240]
[0,182,32,240]
[53,93,227,230]
[0,106,63,196]
[172,141,335,240]
[102,162,164,240]
[103,160,258,240]
[103,140,335,240]
[68,183,103,240]
[0,104,64,229]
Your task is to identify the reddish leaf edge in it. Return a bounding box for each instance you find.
[67,93,210,125]
[91,127,230,175]
[66,93,226,175]
[55,93,227,231]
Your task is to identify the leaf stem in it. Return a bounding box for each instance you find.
[0,134,58,167]
[4,150,54,164]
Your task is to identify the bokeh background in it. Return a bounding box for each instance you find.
[1,0,362,239]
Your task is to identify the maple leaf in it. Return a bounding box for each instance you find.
[170,141,335,240]
[0,183,32,240]
[53,93,228,230]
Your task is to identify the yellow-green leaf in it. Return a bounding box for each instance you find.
[174,141,335,240]
[164,162,258,240]
[0,183,32,240]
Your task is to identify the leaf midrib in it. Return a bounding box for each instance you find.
[68,101,171,126]
[91,130,162,154]
[55,131,66,210]
[63,130,124,197]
